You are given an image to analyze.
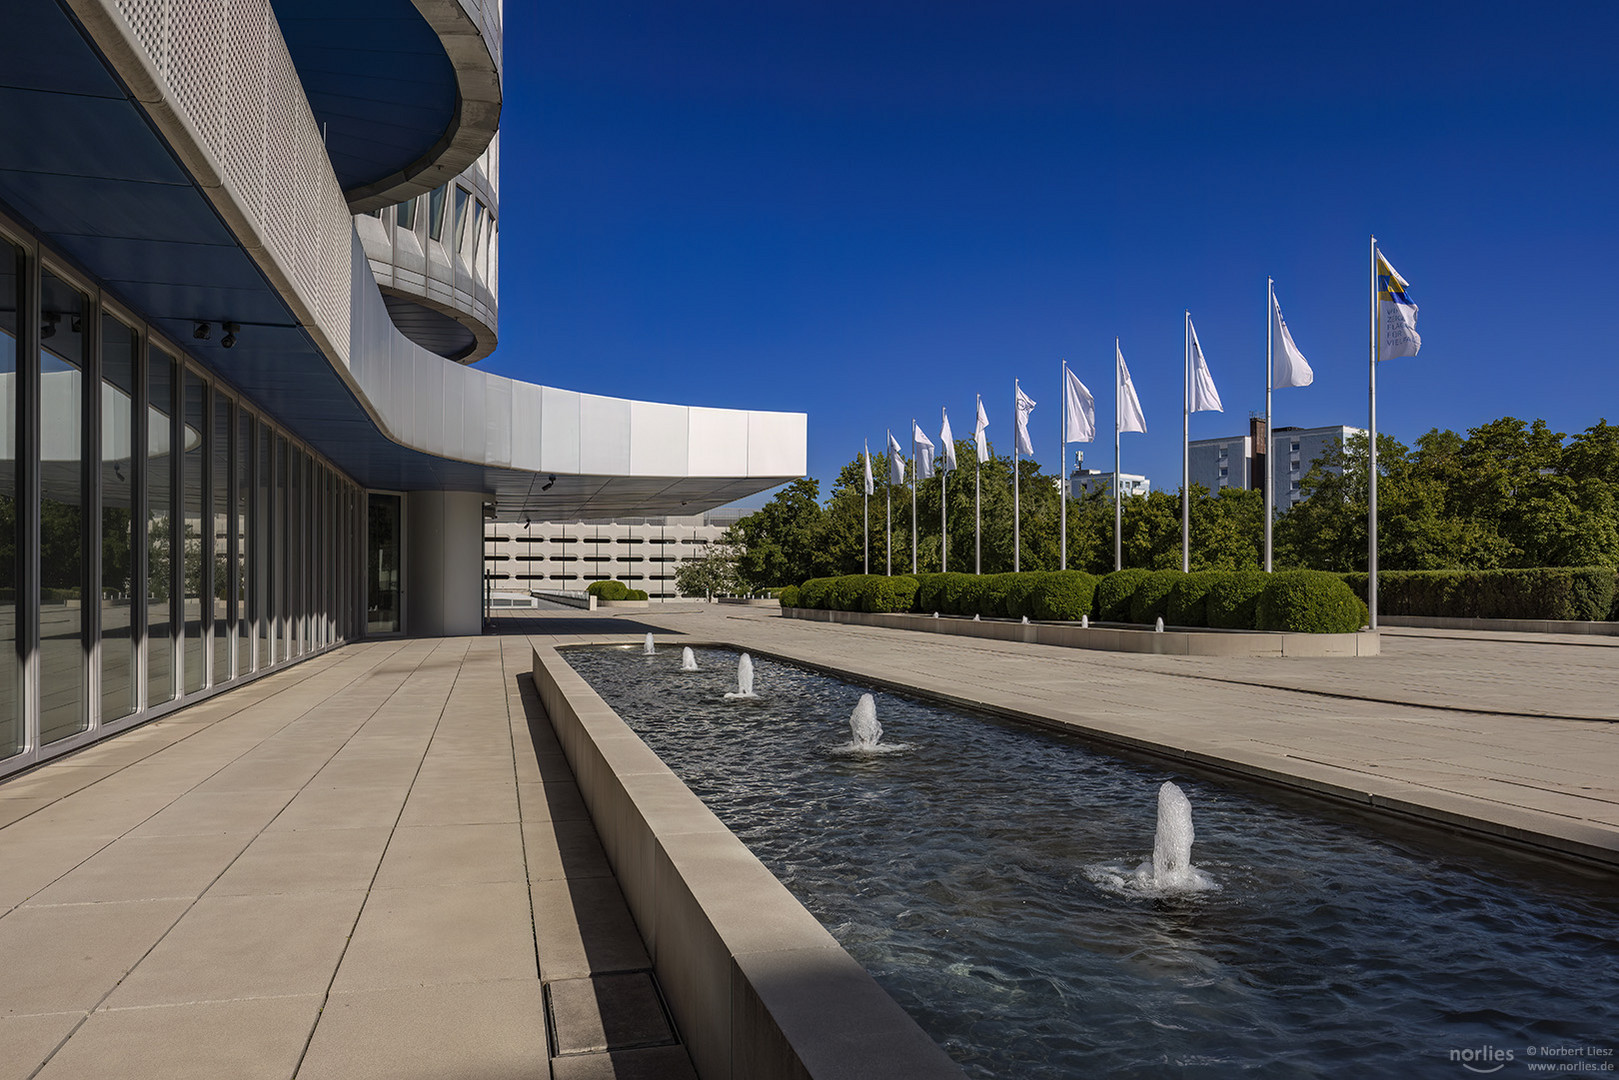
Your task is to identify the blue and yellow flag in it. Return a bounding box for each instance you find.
[1376,251,1421,360]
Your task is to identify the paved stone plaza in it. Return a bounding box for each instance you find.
[1,608,1614,1079]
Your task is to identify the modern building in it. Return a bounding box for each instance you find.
[484,512,747,599]
[1188,420,1365,510]
[0,2,805,779]
[1069,469,1151,499]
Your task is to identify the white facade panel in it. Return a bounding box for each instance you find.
[578,393,632,475]
[483,374,513,466]
[748,410,808,477]
[509,379,542,466]
[539,387,581,473]
[629,401,690,476]
[687,407,750,476]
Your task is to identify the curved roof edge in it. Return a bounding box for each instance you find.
[341,0,503,214]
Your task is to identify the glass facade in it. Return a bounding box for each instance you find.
[0,222,363,778]
[367,493,401,634]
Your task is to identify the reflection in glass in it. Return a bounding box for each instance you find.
[275,435,287,661]
[257,424,271,668]
[368,493,401,634]
[236,410,250,676]
[39,271,87,744]
[428,185,447,242]
[101,314,137,723]
[182,369,204,693]
[290,446,302,657]
[147,347,174,705]
[212,392,230,685]
[0,243,19,757]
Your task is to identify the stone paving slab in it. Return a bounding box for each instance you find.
[0,633,695,1079]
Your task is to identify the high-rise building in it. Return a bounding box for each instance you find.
[1188,421,1365,510]
[0,2,805,778]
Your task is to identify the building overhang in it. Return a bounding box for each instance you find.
[4,0,804,518]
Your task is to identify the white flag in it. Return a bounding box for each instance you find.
[1014,382,1036,456]
[1270,288,1314,388]
[1116,343,1147,434]
[887,430,904,485]
[1376,251,1421,360]
[1063,366,1095,443]
[912,422,935,480]
[974,396,990,463]
[863,441,874,496]
[940,410,957,473]
[1188,319,1223,412]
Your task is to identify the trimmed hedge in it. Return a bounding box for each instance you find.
[1342,567,1619,622]
[1031,571,1099,621]
[864,575,920,613]
[778,585,801,608]
[1129,570,1185,625]
[1207,571,1270,629]
[1165,571,1223,628]
[586,580,630,600]
[1005,573,1048,620]
[1095,569,1152,622]
[1257,571,1367,633]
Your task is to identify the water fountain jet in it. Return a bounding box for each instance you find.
[849,693,883,749]
[681,647,699,671]
[643,633,656,655]
[724,652,759,699]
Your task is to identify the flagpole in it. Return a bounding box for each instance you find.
[975,395,982,575]
[1265,278,1274,572]
[886,429,892,576]
[1013,382,1021,573]
[863,440,870,575]
[910,419,918,575]
[1114,340,1123,571]
[940,408,948,573]
[1369,235,1379,630]
[1058,360,1068,571]
[1182,311,1191,573]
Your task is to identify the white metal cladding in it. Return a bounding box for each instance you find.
[101,0,353,360]
[342,232,805,486]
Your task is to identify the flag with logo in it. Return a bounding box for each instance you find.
[1064,366,1095,442]
[912,422,935,480]
[1116,343,1147,433]
[1377,251,1422,360]
[1188,318,1223,412]
[887,431,904,484]
[940,410,957,473]
[1014,382,1036,456]
[863,441,874,495]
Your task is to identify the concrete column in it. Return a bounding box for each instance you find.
[405,490,486,636]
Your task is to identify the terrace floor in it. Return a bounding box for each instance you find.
[2,606,1615,1079]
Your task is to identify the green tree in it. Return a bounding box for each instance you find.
[728,478,830,590]
[674,542,741,599]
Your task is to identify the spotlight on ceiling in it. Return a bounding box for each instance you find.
[193,321,211,341]
[540,475,556,491]
[221,322,239,349]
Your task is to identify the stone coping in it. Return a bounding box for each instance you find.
[783,606,1379,657]
[530,644,965,1080]
[596,599,650,609]
[1383,614,1619,637]
[717,597,782,607]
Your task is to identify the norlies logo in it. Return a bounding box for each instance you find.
[1452,1046,1516,1073]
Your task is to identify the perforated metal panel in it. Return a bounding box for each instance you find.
[103,0,352,359]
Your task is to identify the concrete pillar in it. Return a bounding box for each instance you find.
[405,490,486,636]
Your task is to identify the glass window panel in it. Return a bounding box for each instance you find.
[367,493,401,634]
[290,446,302,657]
[275,435,287,661]
[395,197,416,231]
[236,410,249,676]
[146,347,174,705]
[256,424,271,668]
[453,186,471,256]
[427,185,447,242]
[100,313,137,723]
[212,392,230,685]
[39,271,87,744]
[0,242,20,757]
[181,370,204,693]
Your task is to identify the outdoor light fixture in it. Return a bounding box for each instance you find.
[221,322,239,349]
[41,312,58,340]
[541,475,556,491]
[193,321,210,341]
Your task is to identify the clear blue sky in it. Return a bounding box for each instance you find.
[483,2,1619,507]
